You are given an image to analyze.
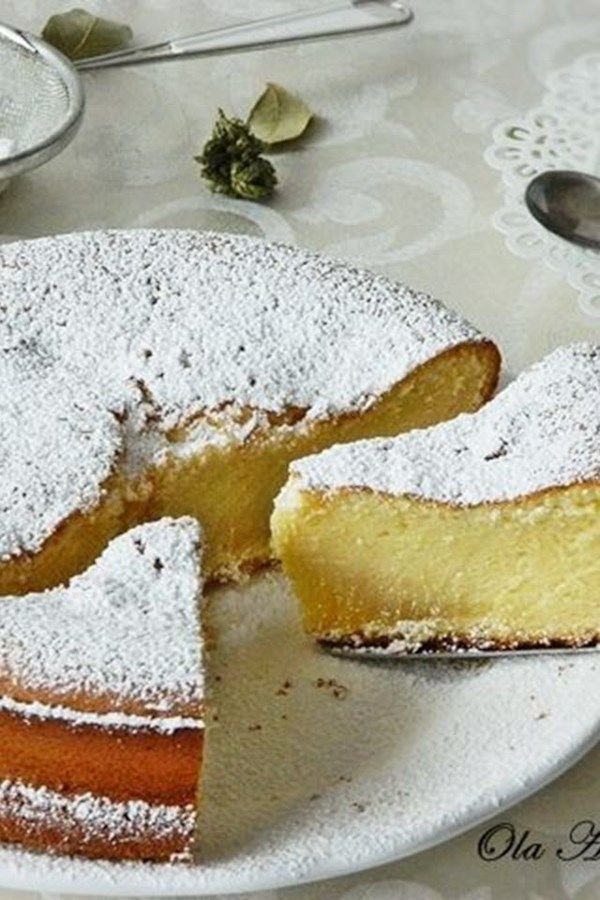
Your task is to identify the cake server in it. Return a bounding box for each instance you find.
[327,644,600,661]
[0,0,413,182]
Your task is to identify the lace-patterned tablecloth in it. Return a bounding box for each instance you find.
[486,52,600,319]
[1,1,600,898]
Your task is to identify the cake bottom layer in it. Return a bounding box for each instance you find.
[0,779,195,862]
[273,482,600,649]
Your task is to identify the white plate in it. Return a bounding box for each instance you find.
[0,571,598,896]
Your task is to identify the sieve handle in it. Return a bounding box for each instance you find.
[74,0,412,71]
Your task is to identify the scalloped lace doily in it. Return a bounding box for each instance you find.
[485,53,600,318]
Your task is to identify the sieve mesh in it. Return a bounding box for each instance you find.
[0,26,82,176]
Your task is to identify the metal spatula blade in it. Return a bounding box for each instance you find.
[320,639,600,661]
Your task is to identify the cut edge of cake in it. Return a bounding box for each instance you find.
[272,343,600,654]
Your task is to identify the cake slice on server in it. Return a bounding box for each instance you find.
[0,517,204,862]
[272,344,600,654]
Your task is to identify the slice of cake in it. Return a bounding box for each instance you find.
[0,230,499,595]
[0,517,204,862]
[272,344,600,653]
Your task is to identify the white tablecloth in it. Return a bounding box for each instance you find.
[1,1,599,897]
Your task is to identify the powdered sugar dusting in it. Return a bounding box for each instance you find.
[0,364,123,562]
[0,779,194,844]
[0,229,485,559]
[289,344,600,505]
[0,518,204,717]
[0,696,202,734]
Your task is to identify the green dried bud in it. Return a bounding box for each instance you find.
[195,109,277,200]
[230,158,278,201]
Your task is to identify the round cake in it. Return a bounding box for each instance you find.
[0,229,500,595]
[0,228,502,863]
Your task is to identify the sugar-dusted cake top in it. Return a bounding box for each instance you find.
[0,229,486,560]
[0,518,204,724]
[288,344,600,505]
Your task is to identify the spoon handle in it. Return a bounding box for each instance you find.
[74,0,413,71]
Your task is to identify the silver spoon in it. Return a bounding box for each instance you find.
[525,169,600,250]
[75,0,414,71]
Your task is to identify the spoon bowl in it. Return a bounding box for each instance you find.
[525,169,600,250]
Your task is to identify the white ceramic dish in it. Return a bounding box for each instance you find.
[0,571,597,896]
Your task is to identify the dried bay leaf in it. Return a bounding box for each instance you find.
[247,83,313,146]
[42,8,133,61]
